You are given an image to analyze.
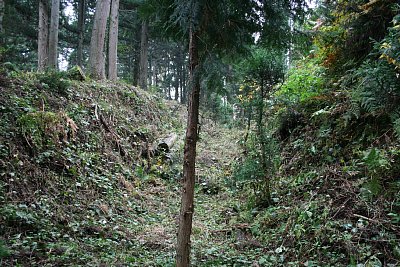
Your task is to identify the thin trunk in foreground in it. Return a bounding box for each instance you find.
[176,28,200,267]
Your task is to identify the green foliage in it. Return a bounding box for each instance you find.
[335,12,400,135]
[233,133,280,206]
[233,153,264,187]
[379,14,400,70]
[360,148,390,174]
[67,66,86,81]
[349,59,400,116]
[393,118,400,139]
[37,71,71,96]
[204,93,234,124]
[0,240,10,259]
[238,47,285,84]
[314,0,396,71]
[276,58,326,103]
[358,148,390,199]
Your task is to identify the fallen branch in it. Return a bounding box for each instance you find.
[353,213,388,224]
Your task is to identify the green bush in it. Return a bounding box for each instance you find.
[350,59,400,116]
[275,58,326,103]
[37,70,71,96]
[379,14,400,71]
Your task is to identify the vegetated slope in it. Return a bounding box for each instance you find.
[1,68,399,267]
[0,69,272,266]
[242,94,400,266]
[0,70,185,266]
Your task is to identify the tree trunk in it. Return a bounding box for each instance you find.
[108,0,119,80]
[89,0,111,80]
[154,64,159,87]
[132,25,141,85]
[38,0,49,71]
[174,61,179,101]
[167,59,171,99]
[180,54,187,104]
[48,0,60,69]
[257,79,271,206]
[77,0,85,67]
[244,106,252,143]
[138,20,149,89]
[176,27,200,267]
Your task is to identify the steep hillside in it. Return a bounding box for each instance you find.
[0,70,186,266]
[237,95,400,266]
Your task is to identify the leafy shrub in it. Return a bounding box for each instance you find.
[359,148,390,199]
[314,0,395,71]
[350,59,400,116]
[276,107,303,140]
[341,13,400,126]
[233,133,280,207]
[37,70,71,96]
[379,14,400,70]
[275,58,325,103]
[233,155,264,188]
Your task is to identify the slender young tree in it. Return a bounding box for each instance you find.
[174,0,259,265]
[108,0,119,80]
[176,23,200,266]
[48,0,60,69]
[38,0,49,70]
[89,0,111,80]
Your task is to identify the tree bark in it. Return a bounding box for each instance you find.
[138,20,149,89]
[176,27,200,267]
[89,0,111,80]
[108,0,119,80]
[38,0,49,71]
[77,0,85,67]
[48,0,60,69]
[180,52,187,104]
[174,61,179,101]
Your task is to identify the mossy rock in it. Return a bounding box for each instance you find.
[67,65,86,81]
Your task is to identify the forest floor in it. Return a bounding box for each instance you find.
[1,70,399,266]
[0,71,266,266]
[116,118,267,266]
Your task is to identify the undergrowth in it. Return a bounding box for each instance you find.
[1,67,400,267]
